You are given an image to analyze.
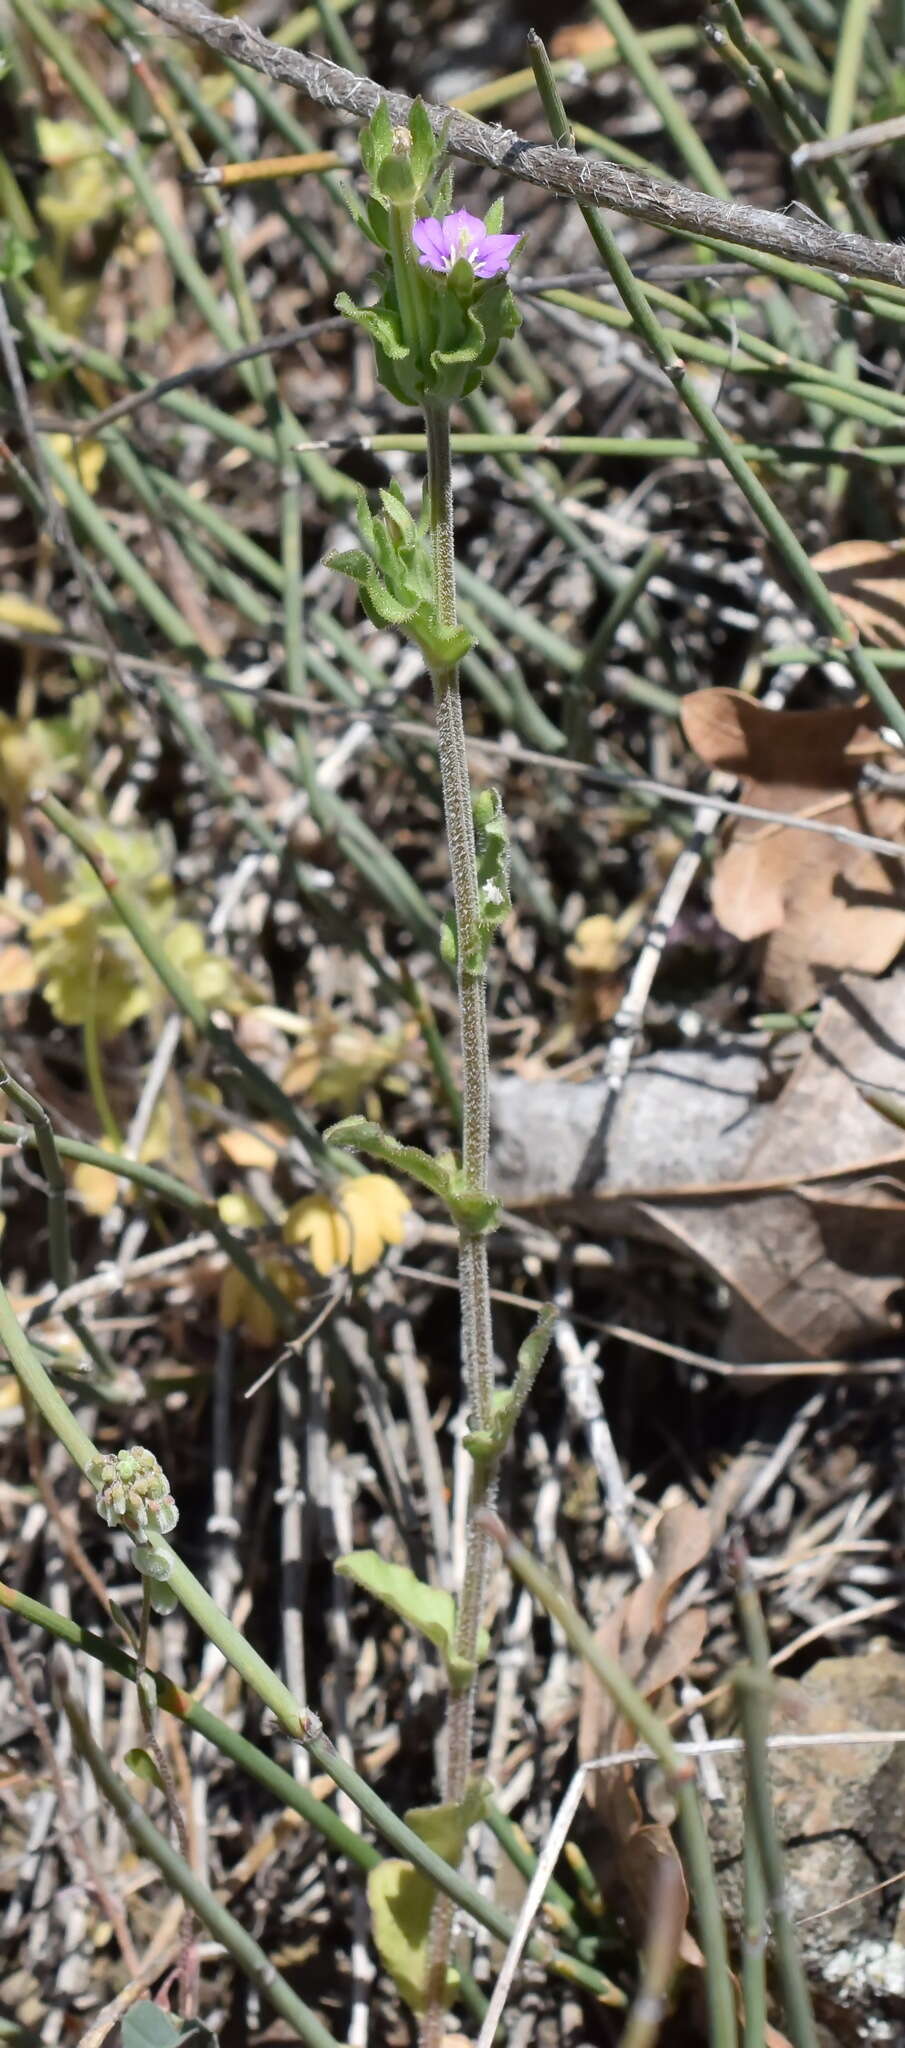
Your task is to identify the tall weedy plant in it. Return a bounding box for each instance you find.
[324,102,554,2042]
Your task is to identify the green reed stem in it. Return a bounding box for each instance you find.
[742,1820,768,2048]
[342,428,905,465]
[734,1670,818,2048]
[527,30,905,751]
[617,1855,686,2048]
[730,1542,770,2047]
[754,0,828,79]
[0,1582,617,2001]
[715,1,879,239]
[61,1685,341,2047]
[827,0,876,139]
[452,26,702,119]
[0,1065,119,1383]
[36,792,336,1172]
[590,0,728,197]
[420,397,499,2046]
[484,1513,737,2048]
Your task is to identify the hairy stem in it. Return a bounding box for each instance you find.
[421,398,497,2045]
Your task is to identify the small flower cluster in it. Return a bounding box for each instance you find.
[336,99,521,408]
[91,1445,179,1538]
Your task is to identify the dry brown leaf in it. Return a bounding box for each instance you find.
[491,970,905,1358]
[578,1501,710,1943]
[216,1122,285,1168]
[682,686,905,1006]
[810,539,905,649]
[550,21,614,57]
[639,974,905,1359]
[0,943,37,996]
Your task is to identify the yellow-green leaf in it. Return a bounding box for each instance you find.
[0,593,62,635]
[405,1781,487,1870]
[334,1551,487,1684]
[366,1860,458,2017]
[124,1746,165,1792]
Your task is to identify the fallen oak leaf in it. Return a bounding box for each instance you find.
[681,687,905,1007]
[578,1501,711,1946]
[810,539,905,650]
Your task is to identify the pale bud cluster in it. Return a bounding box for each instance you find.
[90,1445,179,1539]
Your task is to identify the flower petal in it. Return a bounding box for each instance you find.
[343,1174,411,1274]
[471,231,521,279]
[442,208,485,248]
[412,216,448,271]
[284,1193,352,1275]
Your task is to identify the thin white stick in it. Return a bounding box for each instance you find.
[476,1767,589,2048]
[26,1232,216,1322]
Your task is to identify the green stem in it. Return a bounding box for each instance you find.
[731,1542,769,2048]
[0,2016,44,2048]
[0,1578,620,2004]
[421,397,499,2046]
[827,0,877,138]
[742,1821,768,2048]
[618,1856,686,2048]
[590,0,728,198]
[0,1275,309,1732]
[342,429,905,465]
[81,1005,121,1150]
[735,1670,818,2048]
[62,1686,340,2048]
[36,792,336,1172]
[485,1515,738,2048]
[527,31,905,749]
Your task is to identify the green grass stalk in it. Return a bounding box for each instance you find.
[527,30,905,751]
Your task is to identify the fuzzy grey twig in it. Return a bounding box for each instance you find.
[134,0,905,292]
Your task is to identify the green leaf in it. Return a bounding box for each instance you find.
[360,95,394,183]
[364,1783,482,2015]
[465,1306,556,1461]
[377,151,419,204]
[444,1170,501,1237]
[367,1860,458,2016]
[335,1550,456,1658]
[465,787,511,973]
[483,196,505,234]
[334,1550,487,1686]
[130,1539,173,1582]
[325,1118,499,1239]
[365,194,391,248]
[334,292,408,361]
[326,1116,455,1201]
[124,1746,165,1792]
[360,575,419,630]
[121,2007,215,2047]
[0,228,36,281]
[431,165,454,218]
[415,617,474,668]
[122,2007,217,2047]
[323,547,372,584]
[407,97,442,188]
[406,1780,487,1868]
[123,2009,183,2048]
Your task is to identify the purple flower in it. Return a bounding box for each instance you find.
[411,208,520,281]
